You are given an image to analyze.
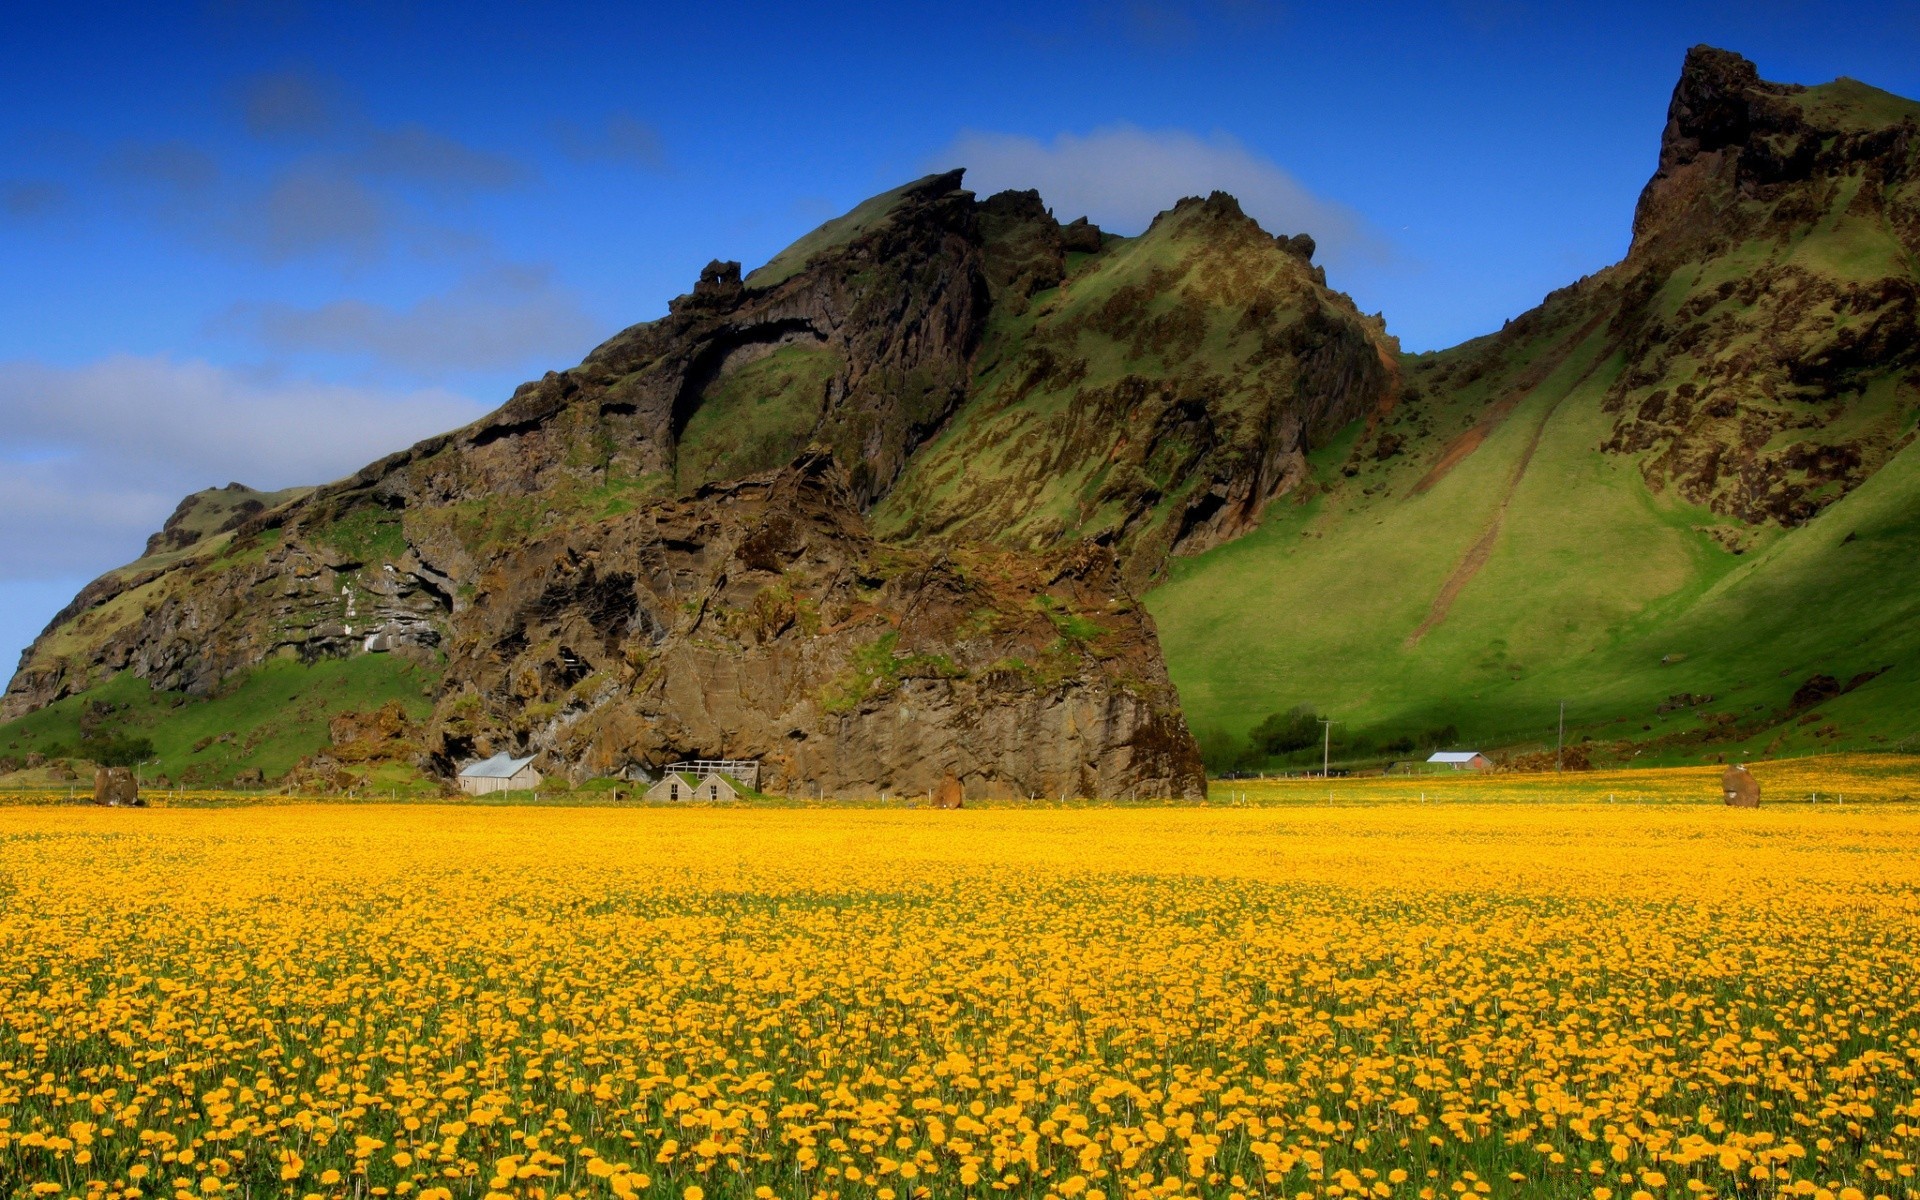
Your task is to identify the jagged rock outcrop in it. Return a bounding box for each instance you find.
[427,452,1203,799]
[4,172,991,719]
[1598,46,1920,526]
[874,190,1399,587]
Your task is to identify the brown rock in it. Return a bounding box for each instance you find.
[932,776,965,809]
[1059,216,1103,254]
[233,767,264,786]
[421,452,1205,800]
[1722,763,1761,807]
[3,170,991,720]
[92,766,140,807]
[328,700,420,764]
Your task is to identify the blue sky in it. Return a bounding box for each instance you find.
[3,0,1919,678]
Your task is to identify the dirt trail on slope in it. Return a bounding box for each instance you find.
[1410,312,1611,496]
[1404,335,1611,648]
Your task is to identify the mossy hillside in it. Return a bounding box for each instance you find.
[0,655,440,786]
[107,484,311,583]
[1147,58,1920,771]
[743,173,950,289]
[874,196,1394,581]
[1784,76,1920,131]
[675,344,841,492]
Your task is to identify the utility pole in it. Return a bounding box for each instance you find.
[1556,700,1566,773]
[1320,718,1338,780]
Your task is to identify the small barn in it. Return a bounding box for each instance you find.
[644,771,740,802]
[1426,751,1492,772]
[457,752,541,795]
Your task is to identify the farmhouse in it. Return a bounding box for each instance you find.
[1426,751,1492,771]
[457,752,541,795]
[644,771,740,802]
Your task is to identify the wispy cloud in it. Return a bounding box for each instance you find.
[237,68,340,140]
[360,123,531,195]
[554,111,666,170]
[1,180,69,219]
[0,355,485,578]
[221,265,602,373]
[94,69,536,266]
[939,124,1388,267]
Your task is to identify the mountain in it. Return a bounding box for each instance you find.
[1149,46,1920,767]
[6,46,1917,788]
[1,171,1258,799]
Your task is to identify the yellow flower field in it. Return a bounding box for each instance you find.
[1,803,1917,1200]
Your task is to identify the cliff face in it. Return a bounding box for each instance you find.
[429,452,1202,799]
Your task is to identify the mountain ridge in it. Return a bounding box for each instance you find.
[7,45,1919,788]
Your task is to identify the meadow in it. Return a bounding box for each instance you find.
[2,798,1918,1200]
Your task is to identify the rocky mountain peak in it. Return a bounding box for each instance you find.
[1631,45,1918,256]
[1659,46,1799,169]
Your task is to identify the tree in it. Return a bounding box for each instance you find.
[1248,706,1323,756]
[80,734,154,769]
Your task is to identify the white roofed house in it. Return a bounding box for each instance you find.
[1426,751,1492,772]
[457,752,542,795]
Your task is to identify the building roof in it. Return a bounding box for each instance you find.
[458,752,538,779]
[1426,751,1486,763]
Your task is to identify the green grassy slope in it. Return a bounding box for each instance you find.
[1148,340,1919,766]
[743,172,952,289]
[0,655,440,787]
[675,344,841,491]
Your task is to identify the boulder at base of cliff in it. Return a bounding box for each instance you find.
[93,766,141,807]
[1722,764,1760,807]
[932,776,965,809]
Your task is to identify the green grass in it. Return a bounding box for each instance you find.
[742,173,949,289]
[675,344,841,491]
[314,505,407,564]
[0,655,442,787]
[1148,318,1920,770]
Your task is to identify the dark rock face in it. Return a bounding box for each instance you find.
[2,527,454,713]
[427,453,1204,799]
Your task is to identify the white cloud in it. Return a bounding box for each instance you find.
[224,266,601,374]
[941,124,1387,266]
[0,355,485,579]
